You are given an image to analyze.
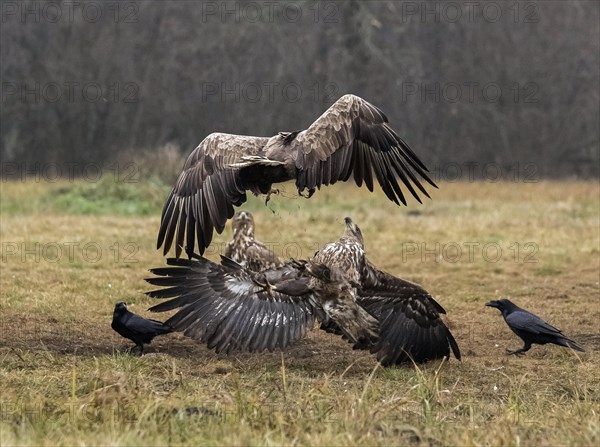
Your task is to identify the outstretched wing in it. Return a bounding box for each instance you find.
[157,133,269,258]
[292,94,437,205]
[145,257,317,354]
[358,261,461,365]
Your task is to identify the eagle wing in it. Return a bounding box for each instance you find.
[358,261,461,365]
[292,94,437,205]
[157,133,269,258]
[145,256,317,354]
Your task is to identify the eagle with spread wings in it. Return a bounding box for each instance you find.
[157,94,437,258]
[146,217,460,365]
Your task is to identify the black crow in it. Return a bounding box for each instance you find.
[111,302,173,355]
[486,299,584,355]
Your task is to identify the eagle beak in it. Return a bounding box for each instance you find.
[344,217,353,226]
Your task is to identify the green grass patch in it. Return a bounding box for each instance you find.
[1,177,170,216]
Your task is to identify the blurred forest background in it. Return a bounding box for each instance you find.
[1,0,599,180]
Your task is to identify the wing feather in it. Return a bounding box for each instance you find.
[358,261,461,365]
[157,133,269,257]
[294,94,437,204]
[145,257,317,354]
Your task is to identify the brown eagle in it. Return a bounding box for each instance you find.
[157,94,437,258]
[224,211,283,272]
[146,218,460,365]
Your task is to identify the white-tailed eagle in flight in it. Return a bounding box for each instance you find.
[157,94,437,258]
[146,217,459,366]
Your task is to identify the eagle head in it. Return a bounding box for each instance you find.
[232,211,255,238]
[343,217,364,245]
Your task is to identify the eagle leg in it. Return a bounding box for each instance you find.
[252,273,275,297]
[264,188,280,206]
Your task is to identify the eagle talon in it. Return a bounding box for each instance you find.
[261,280,275,297]
[265,188,280,206]
[253,274,275,297]
[299,188,316,199]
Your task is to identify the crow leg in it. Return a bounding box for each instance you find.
[506,342,531,356]
[130,344,144,356]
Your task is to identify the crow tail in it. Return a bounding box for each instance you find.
[558,336,585,352]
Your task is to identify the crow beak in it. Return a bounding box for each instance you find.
[485,300,499,308]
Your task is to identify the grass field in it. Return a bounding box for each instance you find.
[1,178,599,446]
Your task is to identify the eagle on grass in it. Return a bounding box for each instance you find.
[224,211,283,271]
[157,94,437,258]
[146,217,460,366]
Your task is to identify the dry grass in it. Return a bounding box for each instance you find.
[0,180,599,446]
